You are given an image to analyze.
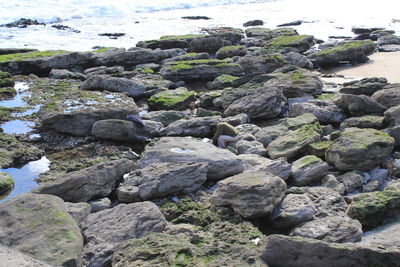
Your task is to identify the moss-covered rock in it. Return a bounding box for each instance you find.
[347,188,400,229]
[326,127,394,171]
[216,45,246,59]
[147,87,196,110]
[0,87,17,100]
[207,74,240,90]
[0,172,14,195]
[340,115,385,130]
[0,71,14,87]
[264,35,315,53]
[245,27,297,39]
[199,90,224,108]
[291,155,329,186]
[0,107,13,121]
[137,34,207,49]
[308,140,333,158]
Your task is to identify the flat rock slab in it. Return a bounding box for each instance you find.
[81,201,167,267]
[0,193,83,267]
[138,137,246,180]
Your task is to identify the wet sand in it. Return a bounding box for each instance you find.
[322,51,400,84]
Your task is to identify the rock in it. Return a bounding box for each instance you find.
[2,18,45,28]
[240,154,291,180]
[117,162,207,202]
[384,105,400,126]
[91,119,163,142]
[283,52,313,69]
[336,171,364,194]
[181,16,211,20]
[307,140,334,159]
[340,115,384,130]
[51,24,80,33]
[142,110,190,126]
[221,83,286,119]
[291,155,329,186]
[0,172,14,195]
[384,125,400,147]
[372,83,400,108]
[347,188,400,229]
[137,34,207,50]
[272,194,316,228]
[81,201,167,267]
[65,202,91,224]
[196,108,222,117]
[0,193,83,267]
[162,116,221,137]
[234,139,266,156]
[265,68,323,98]
[289,100,346,125]
[361,215,400,248]
[160,59,244,82]
[0,244,52,267]
[189,36,226,53]
[320,174,346,195]
[306,187,348,218]
[267,124,321,159]
[33,159,134,202]
[49,68,86,80]
[264,35,315,53]
[201,27,245,44]
[260,234,400,267]
[325,128,394,171]
[138,137,246,180]
[84,65,124,77]
[88,197,112,212]
[334,94,386,116]
[39,90,139,136]
[210,171,286,218]
[245,27,298,39]
[290,215,362,243]
[207,75,239,90]
[379,44,400,52]
[243,20,264,27]
[277,20,303,27]
[339,77,388,96]
[237,52,286,74]
[377,34,400,45]
[216,45,247,59]
[308,40,376,67]
[80,75,165,98]
[162,52,210,64]
[0,71,14,87]
[255,124,289,147]
[147,87,196,110]
[223,113,251,126]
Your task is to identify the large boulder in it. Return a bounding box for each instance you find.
[138,137,246,180]
[372,83,400,108]
[0,244,52,267]
[91,119,163,142]
[260,234,400,267]
[0,193,83,267]
[39,90,139,136]
[334,94,386,116]
[289,100,346,124]
[81,201,167,267]
[117,162,207,202]
[325,128,394,171]
[290,216,363,243]
[33,159,134,202]
[291,155,329,186]
[162,116,221,137]
[308,40,377,67]
[237,52,286,74]
[210,171,287,218]
[384,105,400,126]
[339,77,388,96]
[160,59,244,82]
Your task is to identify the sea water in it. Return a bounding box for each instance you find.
[1,0,399,51]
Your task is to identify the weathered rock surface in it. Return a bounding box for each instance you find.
[33,159,134,202]
[240,154,291,180]
[0,244,53,267]
[138,137,246,180]
[91,119,163,142]
[334,94,386,116]
[65,202,91,224]
[147,87,196,110]
[272,194,316,228]
[260,234,400,267]
[289,100,346,125]
[49,68,86,80]
[340,115,384,130]
[0,172,14,195]
[234,139,266,156]
[117,162,207,202]
[237,52,286,74]
[162,116,221,137]
[215,45,247,59]
[384,105,400,126]
[305,187,348,218]
[290,216,363,243]
[210,171,287,218]
[291,155,329,186]
[142,110,190,126]
[361,215,400,248]
[325,127,394,171]
[189,36,227,53]
[336,171,364,194]
[81,201,167,267]
[339,77,388,96]
[0,193,83,267]
[371,83,400,108]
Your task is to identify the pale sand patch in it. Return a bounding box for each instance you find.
[322,51,400,84]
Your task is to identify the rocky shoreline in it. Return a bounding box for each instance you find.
[1,24,400,266]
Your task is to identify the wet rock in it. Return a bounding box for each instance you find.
[0,71,15,87]
[147,87,196,110]
[0,193,83,267]
[163,52,210,64]
[210,171,286,218]
[243,20,264,27]
[162,116,221,137]
[307,140,334,159]
[264,34,315,53]
[240,154,291,180]
[377,34,400,45]
[181,16,211,20]
[98,32,126,39]
[340,115,384,130]
[267,124,321,159]
[138,137,246,180]
[0,172,14,195]
[291,155,329,186]
[81,201,167,267]
[336,171,364,194]
[65,202,91,224]
[49,68,86,80]
[142,110,190,126]
[339,77,388,96]
[308,40,377,67]
[245,27,298,39]
[88,197,112,212]
[2,18,45,28]
[91,119,163,142]
[272,194,316,228]
[277,20,303,27]
[39,90,139,136]
[384,125,400,147]
[137,34,207,50]
[237,52,286,74]
[117,162,207,202]
[33,159,134,202]
[347,188,400,229]
[290,100,346,125]
[260,234,400,267]
[0,244,52,267]
[283,52,313,70]
[189,36,227,53]
[160,59,244,82]
[306,187,348,218]
[290,215,362,243]
[334,94,386,116]
[326,128,394,171]
[372,83,400,108]
[216,45,247,59]
[51,24,80,33]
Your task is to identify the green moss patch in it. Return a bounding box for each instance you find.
[312,40,376,57]
[159,34,207,41]
[0,172,14,194]
[147,88,196,110]
[0,50,69,63]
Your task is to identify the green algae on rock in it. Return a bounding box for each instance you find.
[147,87,196,110]
[0,172,14,194]
[0,71,14,87]
[308,140,333,159]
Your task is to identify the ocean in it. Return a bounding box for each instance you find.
[0,0,399,51]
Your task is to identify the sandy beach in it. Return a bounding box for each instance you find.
[323,51,400,84]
